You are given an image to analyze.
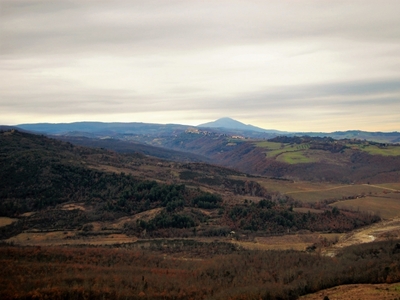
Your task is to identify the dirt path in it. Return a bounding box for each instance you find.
[362,183,400,192]
[323,218,400,257]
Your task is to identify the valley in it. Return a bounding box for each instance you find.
[1,126,400,299]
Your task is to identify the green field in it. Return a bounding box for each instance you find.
[276,151,316,164]
[349,144,400,156]
[255,140,400,169]
[254,141,283,150]
[255,141,314,164]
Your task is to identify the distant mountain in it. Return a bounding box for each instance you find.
[198,117,285,134]
[13,119,400,143]
[16,122,189,136]
[16,120,282,140]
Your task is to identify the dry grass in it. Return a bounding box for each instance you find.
[254,179,400,205]
[6,231,138,246]
[256,179,335,195]
[374,182,400,191]
[286,184,390,203]
[109,207,164,229]
[256,178,400,205]
[232,234,322,251]
[331,194,400,219]
[61,203,86,211]
[300,283,400,300]
[319,233,344,242]
[19,212,35,217]
[322,218,400,257]
[0,217,17,227]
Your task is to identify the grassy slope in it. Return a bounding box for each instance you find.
[300,283,400,300]
[256,140,400,164]
[348,143,400,156]
[331,194,400,219]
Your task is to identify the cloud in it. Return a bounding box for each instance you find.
[1,0,400,131]
[3,1,400,56]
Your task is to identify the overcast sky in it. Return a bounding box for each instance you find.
[1,0,400,132]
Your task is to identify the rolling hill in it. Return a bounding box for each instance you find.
[0,129,380,235]
[2,129,400,300]
[118,130,400,184]
[13,119,400,184]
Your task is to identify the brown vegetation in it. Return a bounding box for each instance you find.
[2,239,400,300]
[2,130,400,299]
[299,283,400,300]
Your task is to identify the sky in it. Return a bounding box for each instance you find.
[1,0,400,132]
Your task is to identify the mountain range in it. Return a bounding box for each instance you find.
[2,117,398,184]
[15,117,400,143]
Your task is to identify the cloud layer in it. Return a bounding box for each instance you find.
[1,0,400,131]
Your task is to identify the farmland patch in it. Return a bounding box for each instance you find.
[276,150,316,164]
[350,143,400,156]
[330,194,400,219]
[286,184,389,203]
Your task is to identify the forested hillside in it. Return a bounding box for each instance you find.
[0,130,381,240]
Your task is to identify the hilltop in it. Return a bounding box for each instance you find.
[198,117,285,134]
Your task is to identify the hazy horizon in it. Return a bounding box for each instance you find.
[1,1,400,132]
[5,116,399,134]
